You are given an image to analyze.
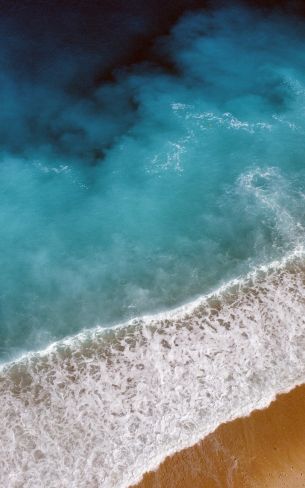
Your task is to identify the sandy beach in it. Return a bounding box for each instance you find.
[133,384,305,488]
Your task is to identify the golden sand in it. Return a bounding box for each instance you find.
[132,384,305,488]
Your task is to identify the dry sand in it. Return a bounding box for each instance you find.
[132,384,305,488]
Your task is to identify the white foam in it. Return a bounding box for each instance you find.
[1,249,305,488]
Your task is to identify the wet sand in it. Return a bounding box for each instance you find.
[132,384,305,488]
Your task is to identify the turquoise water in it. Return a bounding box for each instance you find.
[1,6,305,361]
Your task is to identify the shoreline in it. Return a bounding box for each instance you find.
[2,250,305,486]
[132,383,305,488]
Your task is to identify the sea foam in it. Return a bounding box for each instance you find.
[1,249,305,488]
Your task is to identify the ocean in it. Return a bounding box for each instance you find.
[1,3,305,487]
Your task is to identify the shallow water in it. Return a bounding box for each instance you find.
[2,5,305,360]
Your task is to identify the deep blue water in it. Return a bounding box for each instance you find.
[1,4,305,361]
